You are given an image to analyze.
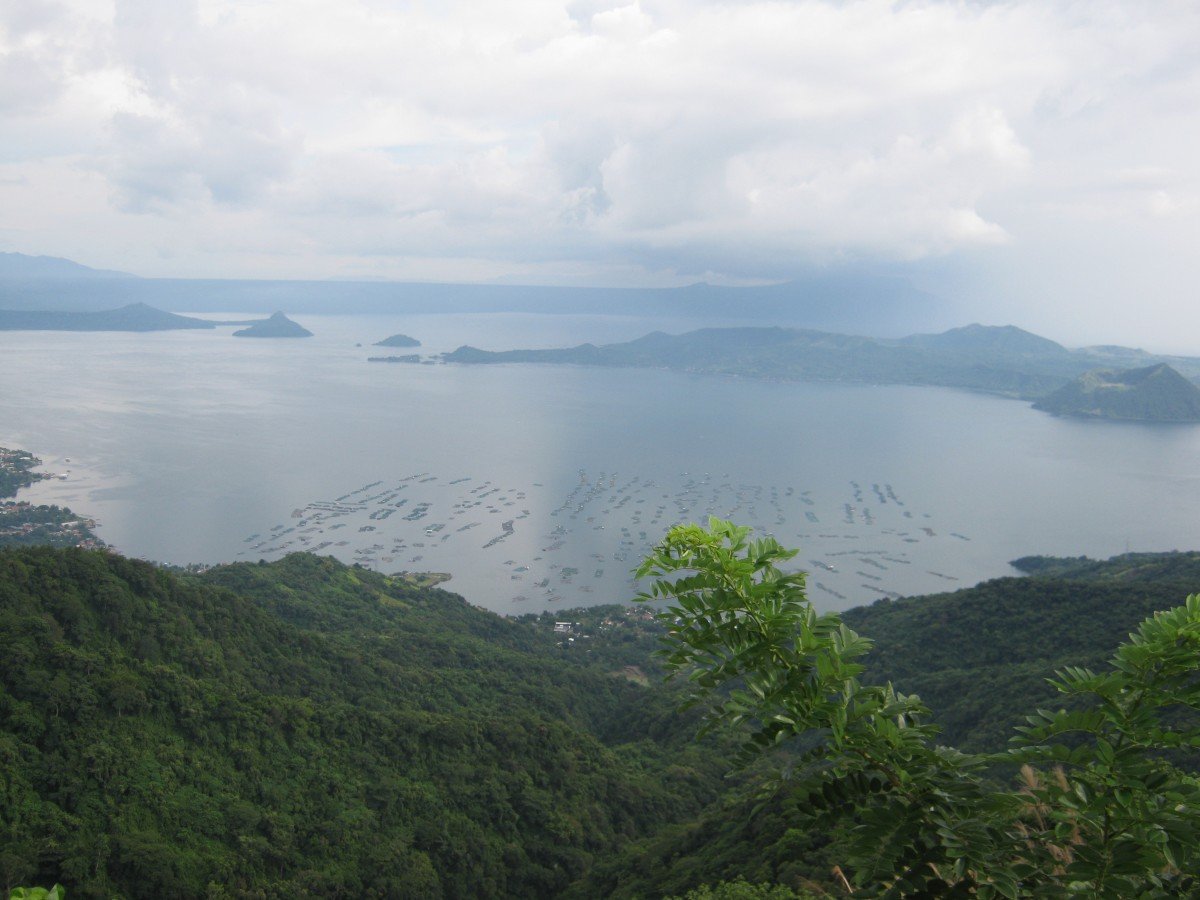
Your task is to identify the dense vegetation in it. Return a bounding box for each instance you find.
[622,520,1200,897]
[2,539,1199,897]
[0,549,730,897]
[843,573,1200,752]
[575,550,1200,896]
[1010,551,1200,581]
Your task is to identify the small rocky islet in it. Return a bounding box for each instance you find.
[231,311,313,338]
[374,333,421,348]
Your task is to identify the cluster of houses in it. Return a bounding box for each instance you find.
[548,604,661,648]
[0,501,104,550]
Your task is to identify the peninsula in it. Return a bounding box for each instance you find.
[232,311,313,338]
[442,324,1200,405]
[0,302,214,332]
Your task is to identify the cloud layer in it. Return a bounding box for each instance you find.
[2,0,1199,345]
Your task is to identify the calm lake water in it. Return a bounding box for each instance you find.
[4,312,1199,614]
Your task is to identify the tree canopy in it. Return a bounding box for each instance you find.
[636,518,1200,898]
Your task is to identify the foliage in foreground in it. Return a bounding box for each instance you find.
[637,519,1200,898]
[9,887,65,900]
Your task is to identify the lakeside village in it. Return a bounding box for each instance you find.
[520,602,662,673]
[0,448,104,550]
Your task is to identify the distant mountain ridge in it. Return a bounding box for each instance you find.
[1032,363,1200,421]
[443,323,1200,403]
[899,323,1071,357]
[0,254,955,335]
[0,252,135,280]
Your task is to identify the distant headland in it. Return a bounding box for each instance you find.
[442,323,1200,421]
[0,302,214,332]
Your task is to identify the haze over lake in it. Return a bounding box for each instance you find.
[5,312,1199,614]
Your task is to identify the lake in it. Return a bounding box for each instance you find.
[4,312,1199,614]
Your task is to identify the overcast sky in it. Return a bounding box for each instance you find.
[2,0,1199,349]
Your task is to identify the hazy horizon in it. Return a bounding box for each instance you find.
[7,250,1200,355]
[2,2,1199,349]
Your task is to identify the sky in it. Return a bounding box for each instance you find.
[1,0,1199,349]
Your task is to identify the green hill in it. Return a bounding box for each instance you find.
[1032,363,1200,421]
[3,543,1198,897]
[580,557,1200,897]
[1011,549,1200,581]
[0,548,728,897]
[843,575,1199,751]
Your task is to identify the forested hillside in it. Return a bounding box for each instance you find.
[574,554,1200,897]
[844,573,1200,751]
[0,549,729,897]
[2,545,1197,897]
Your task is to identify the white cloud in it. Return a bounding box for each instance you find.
[2,0,1200,344]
